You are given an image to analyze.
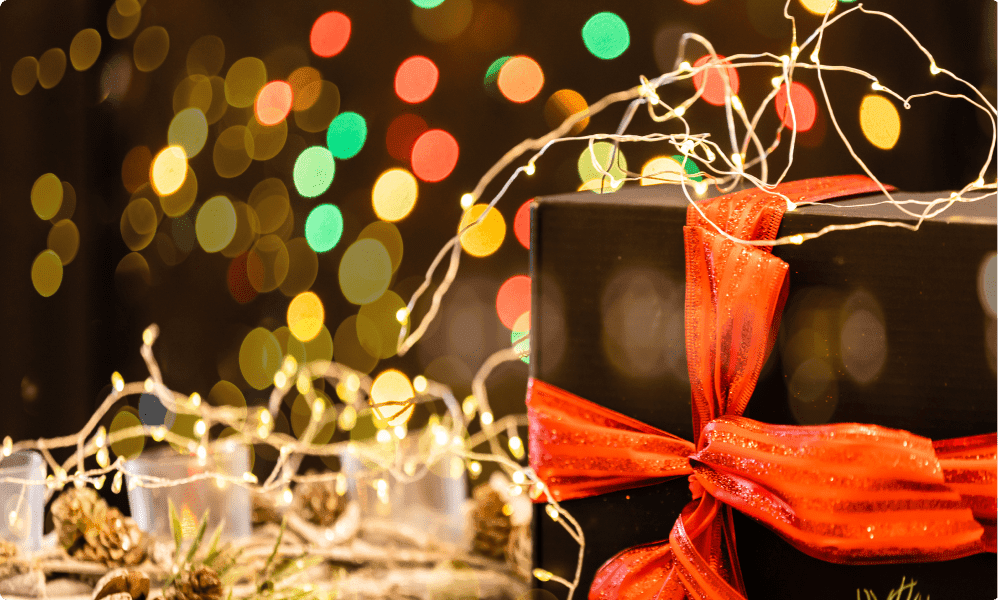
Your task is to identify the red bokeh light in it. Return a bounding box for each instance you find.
[496,275,531,329]
[692,54,739,106]
[774,81,817,132]
[394,56,439,103]
[513,199,532,249]
[498,56,544,103]
[411,129,459,182]
[310,12,351,58]
[227,253,257,304]
[386,114,428,162]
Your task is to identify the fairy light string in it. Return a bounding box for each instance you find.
[1,4,995,600]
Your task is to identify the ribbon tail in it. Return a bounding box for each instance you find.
[668,498,747,600]
[590,538,687,600]
[934,433,998,552]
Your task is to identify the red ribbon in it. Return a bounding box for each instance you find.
[526,176,998,600]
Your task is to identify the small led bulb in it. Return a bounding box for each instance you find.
[524,162,536,176]
[460,193,475,209]
[111,372,125,392]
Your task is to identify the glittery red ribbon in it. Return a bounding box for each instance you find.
[526,176,998,600]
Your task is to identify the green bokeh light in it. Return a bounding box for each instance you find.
[511,328,529,364]
[582,12,630,60]
[326,111,367,159]
[577,141,628,185]
[305,204,344,253]
[483,56,512,88]
[411,0,446,7]
[293,146,335,198]
[673,154,703,182]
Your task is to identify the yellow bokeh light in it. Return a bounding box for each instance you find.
[288,291,325,342]
[150,146,188,196]
[799,0,836,15]
[173,74,213,115]
[339,239,392,305]
[224,57,267,109]
[247,235,290,293]
[168,108,208,159]
[246,116,288,161]
[859,94,901,151]
[357,291,407,360]
[239,327,283,390]
[70,29,102,72]
[640,156,685,186]
[11,57,39,96]
[47,219,80,265]
[31,173,63,220]
[213,125,253,179]
[357,221,403,273]
[370,369,415,427]
[107,0,141,40]
[38,48,67,90]
[159,166,198,218]
[372,168,419,222]
[196,195,237,252]
[133,26,170,72]
[31,250,63,297]
[279,237,319,297]
[458,204,505,257]
[109,409,144,460]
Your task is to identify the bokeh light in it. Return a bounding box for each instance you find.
[294,81,341,132]
[37,48,67,89]
[196,196,238,252]
[173,74,213,115]
[483,56,512,93]
[70,29,102,71]
[577,141,627,189]
[239,328,283,390]
[310,12,351,57]
[150,145,188,195]
[133,26,170,72]
[581,12,630,60]
[109,410,144,460]
[12,57,39,96]
[372,168,419,221]
[412,0,473,43]
[412,0,446,7]
[357,221,404,272]
[290,392,335,445]
[288,291,325,342]
[293,146,336,197]
[370,370,415,426]
[247,235,290,293]
[207,380,248,428]
[800,0,837,15]
[458,204,505,257]
[288,67,321,111]
[255,80,293,126]
[246,116,288,161]
[31,250,63,297]
[31,173,63,220]
[496,275,530,329]
[227,253,257,304]
[411,129,459,182]
[49,218,80,264]
[640,156,688,186]
[326,111,367,159]
[248,178,291,235]
[121,197,157,251]
[357,291,407,359]
[513,199,531,249]
[334,316,379,374]
[692,54,739,106]
[186,35,225,77]
[99,53,132,102]
[107,0,141,40]
[280,238,320,297]
[544,89,589,134]
[339,238,392,305]
[859,94,901,150]
[221,201,258,257]
[168,108,209,158]
[386,114,428,161]
[775,82,817,132]
[159,166,197,217]
[115,252,151,302]
[395,56,438,103]
[51,181,77,222]
[305,204,344,253]
[497,56,544,103]
[224,57,267,108]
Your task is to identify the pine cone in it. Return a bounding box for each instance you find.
[470,483,512,559]
[166,566,223,600]
[295,472,345,527]
[51,486,105,551]
[74,507,147,567]
[0,539,28,581]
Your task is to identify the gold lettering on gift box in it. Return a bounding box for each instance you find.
[856,577,926,600]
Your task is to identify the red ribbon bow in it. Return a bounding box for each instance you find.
[526,176,998,600]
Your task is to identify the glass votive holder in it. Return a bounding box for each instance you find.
[0,450,46,552]
[123,442,251,540]
[341,435,467,547]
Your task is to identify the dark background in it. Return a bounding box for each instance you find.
[0,0,995,521]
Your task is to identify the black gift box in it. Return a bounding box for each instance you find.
[529,183,997,599]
